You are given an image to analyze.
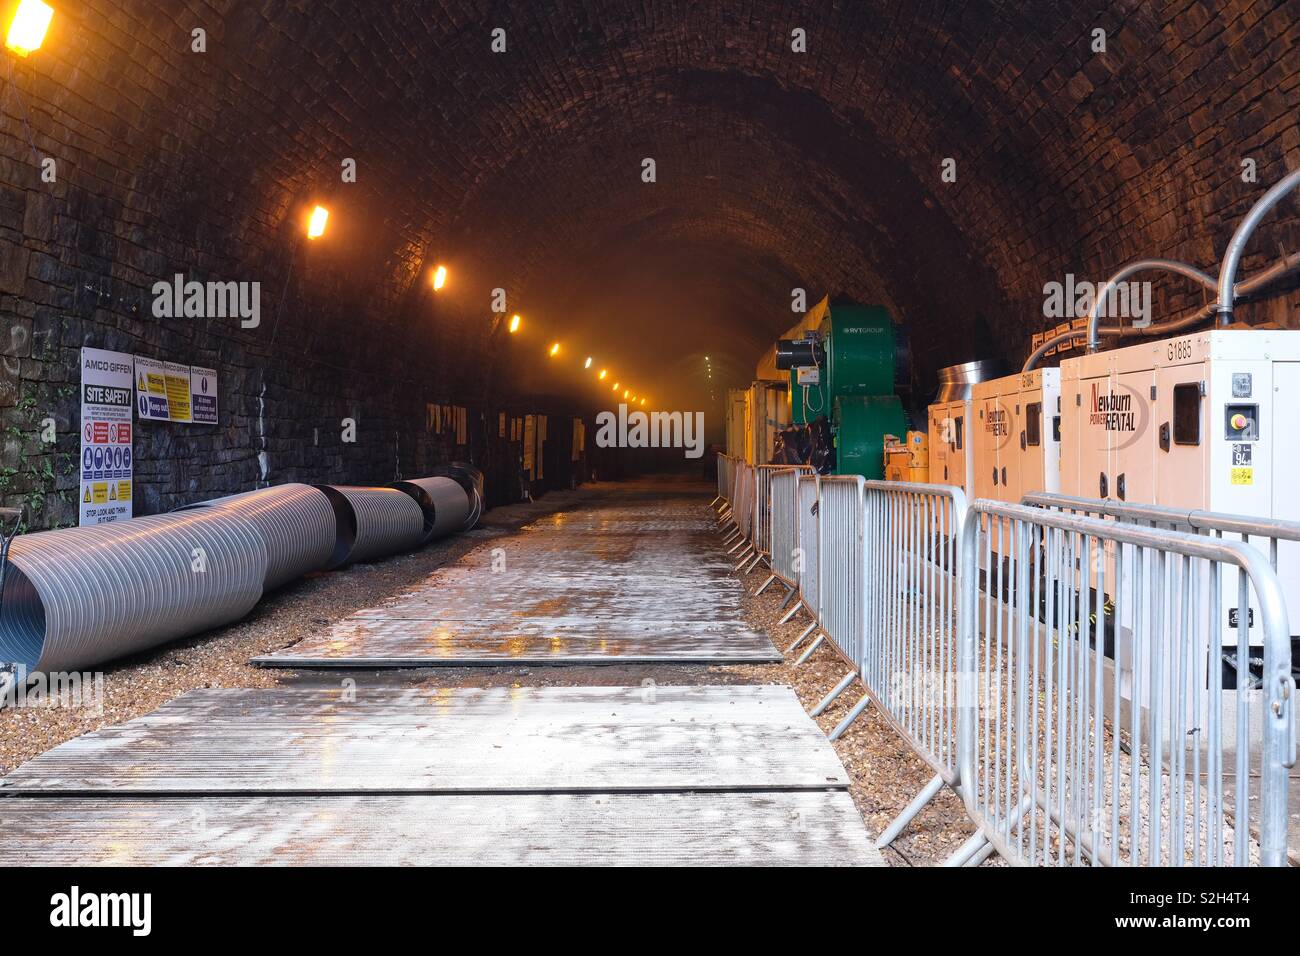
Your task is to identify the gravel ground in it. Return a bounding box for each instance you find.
[0,481,979,866]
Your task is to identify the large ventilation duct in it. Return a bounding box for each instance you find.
[933,359,1002,402]
[315,486,425,569]
[427,463,484,530]
[0,511,267,673]
[390,477,471,545]
[174,483,336,591]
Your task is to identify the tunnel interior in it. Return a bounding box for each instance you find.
[0,0,1298,525]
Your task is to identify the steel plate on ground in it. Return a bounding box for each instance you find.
[257,485,776,666]
[0,791,883,866]
[0,685,848,793]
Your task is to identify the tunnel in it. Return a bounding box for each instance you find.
[0,0,1298,884]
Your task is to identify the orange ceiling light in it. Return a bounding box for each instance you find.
[508,314,521,333]
[5,0,53,57]
[549,342,561,357]
[306,205,329,239]
[431,265,447,290]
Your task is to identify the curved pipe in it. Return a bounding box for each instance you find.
[1217,166,1300,324]
[1024,249,1300,371]
[1084,259,1216,353]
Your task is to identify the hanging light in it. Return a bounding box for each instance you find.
[612,382,619,391]
[549,342,560,357]
[306,205,329,239]
[598,369,607,380]
[640,398,647,406]
[431,265,447,290]
[5,0,52,57]
[623,389,630,399]
[583,356,593,369]
[508,314,521,333]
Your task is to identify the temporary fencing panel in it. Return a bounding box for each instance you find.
[957,502,1294,866]
[769,469,805,586]
[861,481,968,788]
[797,474,821,623]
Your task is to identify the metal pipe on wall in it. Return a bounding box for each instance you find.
[0,510,267,672]
[315,486,425,569]
[174,483,336,590]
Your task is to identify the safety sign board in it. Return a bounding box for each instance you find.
[134,355,218,425]
[190,366,218,424]
[164,361,192,423]
[135,355,170,421]
[80,347,134,526]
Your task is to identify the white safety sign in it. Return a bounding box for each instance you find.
[79,347,134,526]
[190,366,218,424]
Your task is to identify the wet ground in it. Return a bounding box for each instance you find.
[0,475,984,865]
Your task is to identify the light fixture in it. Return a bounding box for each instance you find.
[431,265,447,290]
[623,389,630,399]
[612,382,619,391]
[583,356,593,369]
[306,205,329,239]
[549,342,560,357]
[508,314,521,333]
[5,0,52,57]
[598,369,607,380]
[640,398,647,406]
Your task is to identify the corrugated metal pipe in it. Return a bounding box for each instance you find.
[428,462,484,530]
[0,510,267,672]
[173,483,336,590]
[315,486,425,569]
[1024,248,1300,372]
[1216,165,1300,326]
[390,476,470,545]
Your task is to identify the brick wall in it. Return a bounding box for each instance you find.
[0,0,1297,527]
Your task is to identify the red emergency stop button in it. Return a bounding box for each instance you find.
[1230,412,1248,430]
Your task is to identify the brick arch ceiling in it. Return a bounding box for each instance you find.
[24,0,1300,414]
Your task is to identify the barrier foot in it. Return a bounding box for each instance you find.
[732,549,754,571]
[942,831,989,868]
[777,585,796,610]
[754,574,777,596]
[777,601,803,626]
[722,528,741,545]
[877,773,945,848]
[964,841,998,867]
[785,622,817,654]
[828,692,871,741]
[742,552,763,573]
[709,496,721,508]
[809,671,857,717]
[727,539,747,556]
[794,634,824,665]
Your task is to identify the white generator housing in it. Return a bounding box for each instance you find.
[1059,329,1300,732]
[971,368,1062,505]
[927,398,974,500]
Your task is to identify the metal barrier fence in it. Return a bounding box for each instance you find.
[1022,491,1300,575]
[958,501,1295,866]
[715,454,737,508]
[717,478,1295,865]
[818,477,867,668]
[861,481,968,844]
[797,474,821,625]
[754,465,811,558]
[769,469,803,587]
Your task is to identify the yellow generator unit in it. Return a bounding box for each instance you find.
[883,431,929,483]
